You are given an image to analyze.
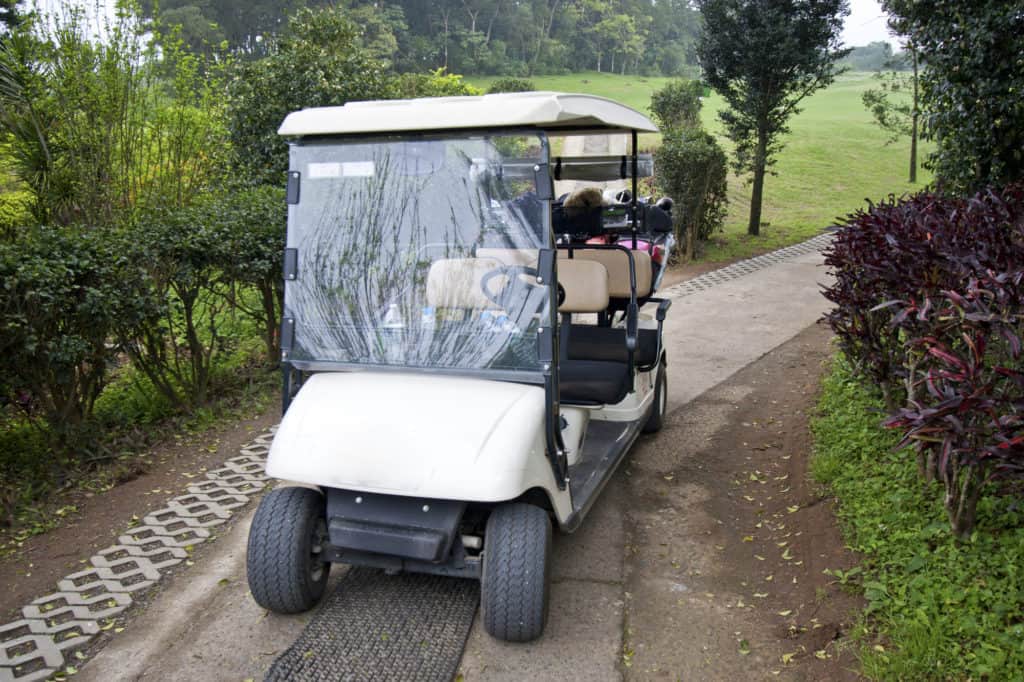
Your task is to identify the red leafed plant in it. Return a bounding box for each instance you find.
[824,183,1024,538]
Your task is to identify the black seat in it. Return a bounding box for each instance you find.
[566,324,660,368]
[559,359,630,405]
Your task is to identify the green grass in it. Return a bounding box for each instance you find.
[812,356,1024,680]
[469,71,932,262]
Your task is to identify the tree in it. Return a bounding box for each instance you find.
[225,6,394,186]
[883,0,1024,193]
[840,41,895,72]
[861,43,920,183]
[696,0,850,236]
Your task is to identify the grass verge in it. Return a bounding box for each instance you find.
[811,356,1024,680]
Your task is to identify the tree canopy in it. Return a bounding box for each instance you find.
[143,0,703,76]
[696,0,850,235]
[883,0,1024,193]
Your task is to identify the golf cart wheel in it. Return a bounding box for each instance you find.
[481,503,552,642]
[247,486,330,614]
[643,362,667,434]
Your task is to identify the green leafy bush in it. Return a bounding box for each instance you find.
[0,189,31,241]
[226,6,394,186]
[654,128,728,259]
[648,79,703,131]
[393,69,483,98]
[0,226,152,448]
[486,77,536,94]
[207,186,287,362]
[813,357,1024,680]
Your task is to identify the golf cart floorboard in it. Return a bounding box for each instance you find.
[568,419,642,520]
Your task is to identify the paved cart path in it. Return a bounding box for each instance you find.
[71,240,834,682]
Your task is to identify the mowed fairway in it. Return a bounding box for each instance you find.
[470,71,931,261]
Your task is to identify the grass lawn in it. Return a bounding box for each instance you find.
[812,357,1024,680]
[469,71,932,262]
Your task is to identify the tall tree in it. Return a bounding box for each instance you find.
[884,0,1024,193]
[861,43,920,183]
[697,0,850,236]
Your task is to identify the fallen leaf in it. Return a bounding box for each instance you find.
[777,610,792,617]
[781,652,796,664]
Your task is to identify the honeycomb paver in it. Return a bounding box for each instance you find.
[661,232,833,300]
[0,427,276,681]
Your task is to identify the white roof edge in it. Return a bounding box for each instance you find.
[277,91,658,137]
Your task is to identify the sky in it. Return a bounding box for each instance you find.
[841,0,902,49]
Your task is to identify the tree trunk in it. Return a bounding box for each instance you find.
[747,127,768,236]
[909,45,919,184]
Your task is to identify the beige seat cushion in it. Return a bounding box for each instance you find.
[426,257,504,310]
[558,259,609,313]
[427,256,610,314]
[558,248,652,298]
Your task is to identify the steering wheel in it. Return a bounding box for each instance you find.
[480,264,566,311]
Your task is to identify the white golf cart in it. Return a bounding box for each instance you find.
[246,92,675,642]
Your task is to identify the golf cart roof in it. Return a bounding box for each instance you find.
[278,91,659,137]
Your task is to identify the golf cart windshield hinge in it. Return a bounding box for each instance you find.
[286,171,301,204]
[280,317,295,354]
[283,248,298,280]
[533,163,553,200]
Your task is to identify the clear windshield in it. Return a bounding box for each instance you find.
[284,133,551,374]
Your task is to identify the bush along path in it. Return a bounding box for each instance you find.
[819,181,1024,678]
[0,429,276,682]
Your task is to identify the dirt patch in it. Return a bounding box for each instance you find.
[0,404,278,622]
[622,323,863,680]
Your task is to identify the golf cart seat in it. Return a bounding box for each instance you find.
[565,324,660,368]
[477,247,653,303]
[556,259,632,405]
[558,248,653,299]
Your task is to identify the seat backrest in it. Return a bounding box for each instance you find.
[558,259,609,313]
[558,248,652,298]
[426,257,503,310]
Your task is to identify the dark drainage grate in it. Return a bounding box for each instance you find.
[265,568,479,682]
[661,232,833,300]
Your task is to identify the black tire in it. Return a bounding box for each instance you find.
[643,361,667,434]
[481,503,552,642]
[247,486,331,614]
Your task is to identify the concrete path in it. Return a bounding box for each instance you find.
[78,244,832,681]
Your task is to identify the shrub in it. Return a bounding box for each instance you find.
[119,206,236,408]
[226,6,394,186]
[486,77,535,94]
[653,128,728,259]
[823,182,1024,537]
[649,79,703,131]
[0,226,153,449]
[393,69,483,98]
[208,186,287,362]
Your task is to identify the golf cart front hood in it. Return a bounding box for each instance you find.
[266,372,553,501]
